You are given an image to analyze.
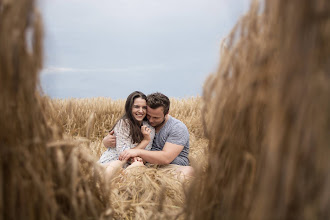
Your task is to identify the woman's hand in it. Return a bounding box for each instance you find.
[130,157,143,163]
[141,125,151,141]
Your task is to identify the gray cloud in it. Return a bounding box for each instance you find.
[40,0,249,99]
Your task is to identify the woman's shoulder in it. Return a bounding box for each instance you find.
[114,118,130,131]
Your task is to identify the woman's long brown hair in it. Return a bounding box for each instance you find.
[111,91,147,144]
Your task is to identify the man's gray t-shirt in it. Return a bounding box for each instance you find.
[151,116,190,166]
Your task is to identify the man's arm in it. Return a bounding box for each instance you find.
[102,130,116,148]
[119,142,184,165]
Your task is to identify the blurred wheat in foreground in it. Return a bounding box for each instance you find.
[1,0,329,219]
[186,0,330,219]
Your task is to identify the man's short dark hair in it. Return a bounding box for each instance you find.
[147,92,170,115]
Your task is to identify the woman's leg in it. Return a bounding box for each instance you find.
[104,160,124,178]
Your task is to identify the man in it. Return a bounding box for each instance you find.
[103,92,194,178]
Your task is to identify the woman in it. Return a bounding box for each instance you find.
[98,91,155,175]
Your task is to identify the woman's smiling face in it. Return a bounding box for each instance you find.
[131,97,147,122]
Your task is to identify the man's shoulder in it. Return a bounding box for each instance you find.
[143,120,155,131]
[169,116,187,126]
[168,116,188,131]
[165,116,190,144]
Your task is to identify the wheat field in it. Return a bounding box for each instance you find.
[1,0,329,219]
[40,96,208,219]
[42,96,208,164]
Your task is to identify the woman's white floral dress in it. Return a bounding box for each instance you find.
[98,119,155,164]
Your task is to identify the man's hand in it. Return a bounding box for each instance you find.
[119,149,141,161]
[102,130,116,148]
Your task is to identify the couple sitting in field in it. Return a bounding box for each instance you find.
[98,91,193,180]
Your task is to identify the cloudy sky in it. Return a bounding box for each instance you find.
[39,0,249,99]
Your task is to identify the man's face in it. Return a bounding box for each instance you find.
[147,106,166,128]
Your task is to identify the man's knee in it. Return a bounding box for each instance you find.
[180,166,194,177]
[173,165,194,177]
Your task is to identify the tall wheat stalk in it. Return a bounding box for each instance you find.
[186,0,330,219]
